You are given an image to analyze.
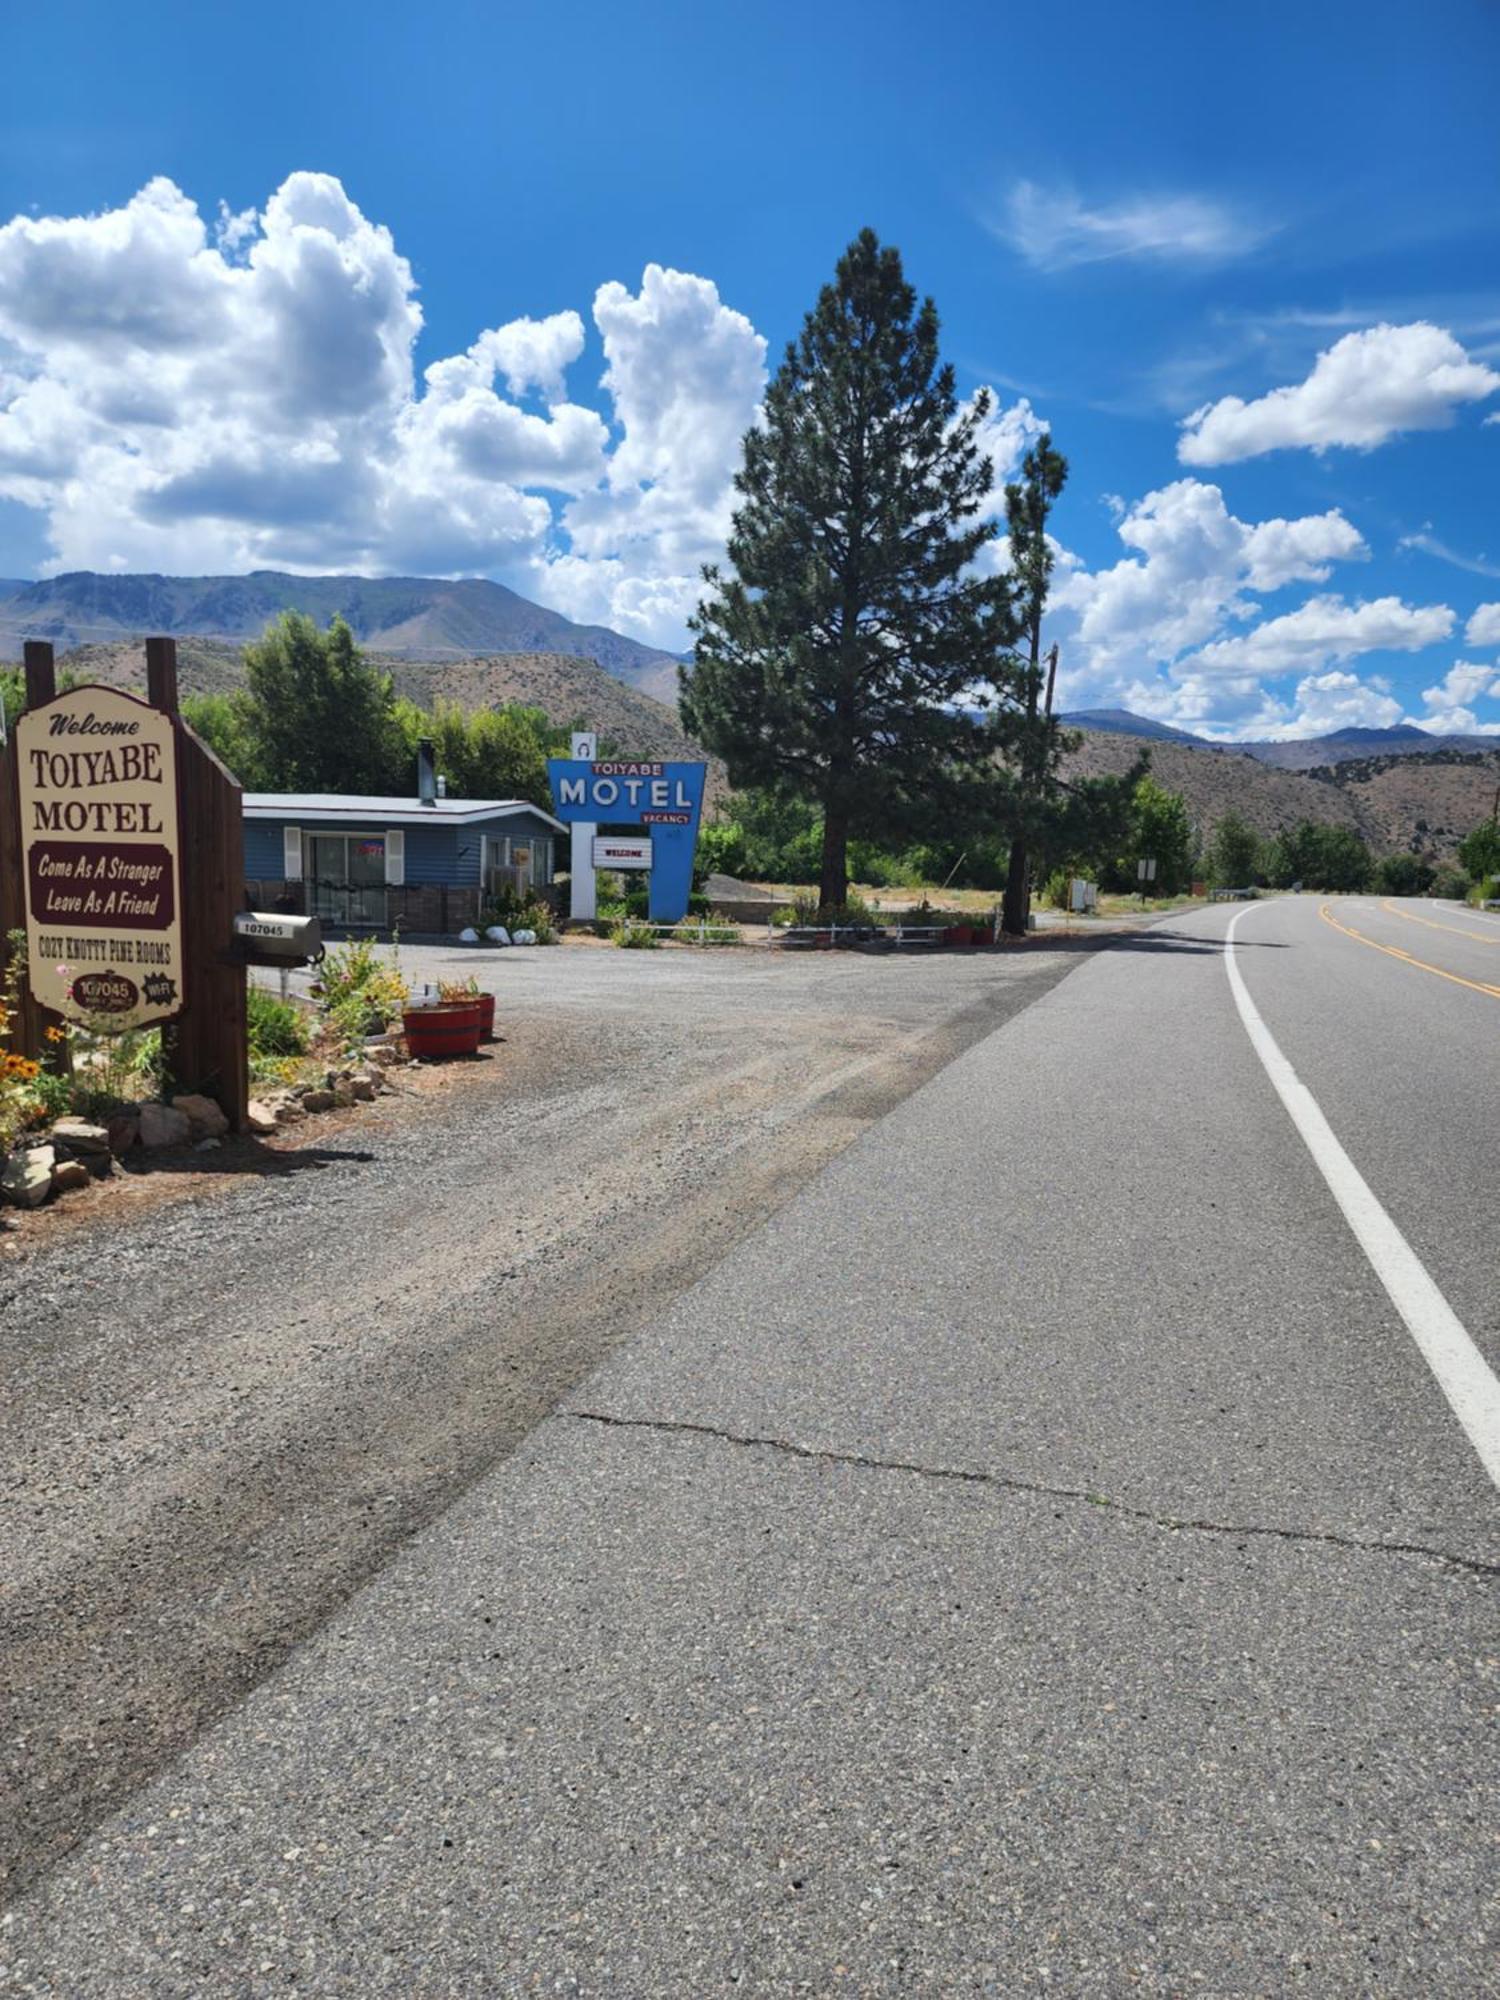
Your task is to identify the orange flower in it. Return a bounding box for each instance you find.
[44,1025,67,1043]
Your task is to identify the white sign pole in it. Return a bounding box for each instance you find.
[569,731,597,923]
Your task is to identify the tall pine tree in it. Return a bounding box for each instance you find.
[681,230,1018,910]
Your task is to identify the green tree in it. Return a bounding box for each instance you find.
[240,612,403,793]
[682,229,1017,911]
[994,435,1069,934]
[1457,816,1500,883]
[1206,812,1261,888]
[1309,823,1372,891]
[1375,852,1435,895]
[181,690,267,787]
[1117,775,1194,894]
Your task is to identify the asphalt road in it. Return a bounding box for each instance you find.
[4,897,1496,1995]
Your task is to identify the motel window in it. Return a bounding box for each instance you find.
[484,833,553,899]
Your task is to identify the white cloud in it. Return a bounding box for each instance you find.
[1263,669,1404,738]
[996,181,1268,272]
[1052,479,1368,675]
[1179,322,1500,465]
[1188,594,1454,677]
[1417,659,1500,734]
[1465,602,1500,647]
[0,176,771,648]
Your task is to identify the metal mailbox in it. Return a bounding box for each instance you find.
[232,911,324,965]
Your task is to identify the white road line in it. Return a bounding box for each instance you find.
[1226,904,1500,1492]
[1431,897,1500,928]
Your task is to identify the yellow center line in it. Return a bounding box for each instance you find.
[1378,898,1500,946]
[1319,902,1500,1002]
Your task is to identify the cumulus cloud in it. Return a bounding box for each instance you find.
[1178,321,1500,465]
[0,175,773,647]
[1187,594,1454,677]
[1051,479,1368,675]
[1417,659,1500,735]
[1465,602,1500,647]
[996,182,1268,272]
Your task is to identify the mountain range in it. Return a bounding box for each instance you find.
[3,570,1496,858]
[1060,708,1495,769]
[0,569,682,703]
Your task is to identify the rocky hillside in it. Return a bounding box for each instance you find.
[46,636,719,791]
[1063,727,1500,858]
[0,570,681,702]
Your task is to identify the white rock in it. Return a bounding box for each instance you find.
[485,926,511,945]
[246,1099,279,1135]
[458,926,480,943]
[2,1146,54,1207]
[171,1092,229,1139]
[512,929,536,946]
[139,1102,192,1149]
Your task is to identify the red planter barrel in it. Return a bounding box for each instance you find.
[402,1002,482,1060]
[943,925,973,947]
[476,991,496,1042]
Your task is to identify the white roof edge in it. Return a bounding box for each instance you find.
[243,796,564,832]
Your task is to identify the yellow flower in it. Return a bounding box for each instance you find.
[44,1025,67,1042]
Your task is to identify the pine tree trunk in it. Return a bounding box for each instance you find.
[1000,835,1029,936]
[819,810,849,913]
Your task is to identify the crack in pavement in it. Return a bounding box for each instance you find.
[565,1409,1500,1580]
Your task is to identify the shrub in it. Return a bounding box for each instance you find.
[1429,864,1470,900]
[247,986,309,1059]
[611,919,660,948]
[318,937,408,1032]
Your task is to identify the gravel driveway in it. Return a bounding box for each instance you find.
[2,938,1093,1903]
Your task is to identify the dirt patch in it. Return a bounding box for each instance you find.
[1,942,1094,1905]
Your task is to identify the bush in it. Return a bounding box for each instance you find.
[1374,852,1435,895]
[611,919,659,949]
[317,936,408,1040]
[1429,864,1470,900]
[247,986,310,1059]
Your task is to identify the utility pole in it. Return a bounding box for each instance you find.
[1001,641,1059,937]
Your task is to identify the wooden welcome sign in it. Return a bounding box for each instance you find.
[0,638,249,1130]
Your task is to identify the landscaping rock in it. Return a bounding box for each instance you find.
[49,1118,111,1156]
[301,1089,336,1114]
[195,1137,222,1152]
[172,1092,229,1140]
[246,1099,280,1136]
[331,1084,356,1109]
[106,1113,140,1155]
[3,1146,55,1208]
[139,1102,192,1149]
[50,1158,90,1194]
[273,1100,307,1126]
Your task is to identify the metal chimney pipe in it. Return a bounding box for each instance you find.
[417,737,437,805]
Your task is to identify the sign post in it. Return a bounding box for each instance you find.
[568,730,598,923]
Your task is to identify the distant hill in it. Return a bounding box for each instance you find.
[0,579,25,601]
[1229,723,1500,769]
[1060,708,1205,745]
[1063,726,1500,859]
[0,569,681,702]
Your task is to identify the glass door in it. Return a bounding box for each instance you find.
[308,833,389,927]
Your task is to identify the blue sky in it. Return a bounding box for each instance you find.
[1,0,1497,737]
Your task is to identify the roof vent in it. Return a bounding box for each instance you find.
[416,737,437,805]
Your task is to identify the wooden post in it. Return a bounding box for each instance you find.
[145,634,178,716]
[0,642,62,1062]
[143,638,249,1131]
